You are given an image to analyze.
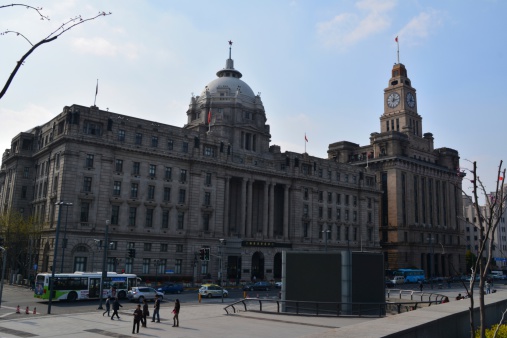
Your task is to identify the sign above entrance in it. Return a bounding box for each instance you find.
[241,241,292,248]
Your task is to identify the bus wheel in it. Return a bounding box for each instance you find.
[118,291,126,299]
[67,291,78,302]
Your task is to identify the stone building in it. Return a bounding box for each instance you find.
[0,47,381,284]
[328,62,466,276]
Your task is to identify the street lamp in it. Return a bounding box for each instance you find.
[0,246,7,308]
[59,203,73,272]
[98,220,110,310]
[48,201,71,314]
[321,229,331,252]
[219,239,226,303]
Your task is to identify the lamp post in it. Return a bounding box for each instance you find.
[98,220,110,310]
[59,203,73,272]
[219,239,226,303]
[0,246,7,308]
[48,201,69,314]
[321,229,331,252]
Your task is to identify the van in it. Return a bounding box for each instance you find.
[391,276,405,284]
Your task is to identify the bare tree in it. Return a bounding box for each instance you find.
[461,160,507,338]
[0,4,111,100]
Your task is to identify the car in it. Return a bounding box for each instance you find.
[385,278,395,288]
[199,284,229,298]
[275,282,282,289]
[390,276,405,284]
[244,281,272,291]
[127,287,164,302]
[157,283,184,294]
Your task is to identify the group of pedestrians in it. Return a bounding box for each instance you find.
[102,295,180,335]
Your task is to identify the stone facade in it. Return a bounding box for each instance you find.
[0,50,381,284]
[328,63,466,276]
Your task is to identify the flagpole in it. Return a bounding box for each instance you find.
[94,79,98,106]
[396,37,400,64]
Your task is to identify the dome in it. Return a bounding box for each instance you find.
[201,76,255,99]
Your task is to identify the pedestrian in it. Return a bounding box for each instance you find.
[418,280,423,292]
[111,297,122,320]
[142,299,149,327]
[441,296,449,303]
[103,297,111,317]
[486,281,491,294]
[172,299,180,327]
[132,304,143,334]
[455,293,463,300]
[151,295,161,323]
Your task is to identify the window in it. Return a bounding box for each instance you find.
[353,227,358,241]
[148,164,156,178]
[83,121,102,135]
[144,243,152,251]
[368,211,372,223]
[21,186,27,199]
[111,205,120,225]
[205,173,212,186]
[345,226,350,240]
[200,261,208,274]
[142,258,150,274]
[167,139,174,150]
[145,208,154,227]
[148,185,155,200]
[23,167,30,178]
[337,226,341,240]
[353,196,357,207]
[336,208,341,220]
[327,192,332,203]
[180,169,187,183]
[303,204,309,217]
[118,129,125,142]
[130,183,138,198]
[304,188,309,200]
[165,167,172,180]
[353,211,357,222]
[345,174,349,183]
[203,214,210,231]
[175,259,182,274]
[135,133,142,145]
[318,168,323,177]
[204,146,215,157]
[336,193,341,205]
[204,192,211,206]
[163,187,171,202]
[176,244,183,252]
[113,181,121,196]
[55,153,61,169]
[83,177,92,192]
[318,207,323,218]
[129,207,137,226]
[162,210,169,228]
[177,211,184,229]
[74,257,87,272]
[161,243,168,252]
[367,197,372,208]
[115,159,123,172]
[327,208,332,219]
[178,189,186,204]
[182,142,188,153]
[345,195,350,206]
[151,136,158,147]
[345,210,349,221]
[318,191,323,202]
[303,222,309,238]
[336,172,341,181]
[132,162,140,175]
[80,202,90,222]
[125,258,133,273]
[368,228,373,241]
[85,154,94,168]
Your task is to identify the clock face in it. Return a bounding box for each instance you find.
[406,92,416,108]
[387,92,400,108]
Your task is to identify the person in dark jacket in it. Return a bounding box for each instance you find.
[111,297,122,320]
[142,299,149,327]
[172,299,180,327]
[151,295,161,322]
[102,297,111,317]
[132,304,143,334]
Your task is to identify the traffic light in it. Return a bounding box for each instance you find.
[199,248,205,260]
[204,248,210,261]
[128,248,136,258]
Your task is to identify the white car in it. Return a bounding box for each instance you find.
[127,287,164,302]
[199,284,229,298]
[391,276,405,284]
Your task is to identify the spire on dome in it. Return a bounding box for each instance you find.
[217,40,242,78]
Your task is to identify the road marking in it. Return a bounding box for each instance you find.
[0,326,38,337]
[84,329,134,337]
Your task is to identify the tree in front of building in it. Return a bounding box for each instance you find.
[0,4,111,100]
[463,160,507,338]
[465,250,477,272]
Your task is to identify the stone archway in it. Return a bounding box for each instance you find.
[251,251,265,280]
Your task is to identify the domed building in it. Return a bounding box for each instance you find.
[0,44,381,289]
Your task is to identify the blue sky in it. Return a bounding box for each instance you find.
[1,0,506,199]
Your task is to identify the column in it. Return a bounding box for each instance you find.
[241,178,247,237]
[246,179,253,238]
[283,185,289,238]
[269,182,275,238]
[263,182,269,237]
[223,177,230,235]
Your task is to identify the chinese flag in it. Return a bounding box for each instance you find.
[207,109,211,124]
[395,36,398,43]
[305,134,308,142]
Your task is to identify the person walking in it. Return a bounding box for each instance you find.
[172,299,180,327]
[111,297,122,320]
[486,281,491,294]
[142,299,149,327]
[151,295,161,323]
[103,297,111,317]
[418,280,423,292]
[132,304,143,334]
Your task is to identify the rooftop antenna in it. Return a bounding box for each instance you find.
[228,40,233,59]
[395,36,399,64]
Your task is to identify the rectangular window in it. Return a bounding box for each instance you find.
[80,202,90,222]
[345,195,350,205]
[135,133,142,145]
[345,226,350,240]
[113,181,121,196]
[125,258,133,273]
[118,129,125,142]
[23,167,30,178]
[165,167,172,180]
[83,177,92,192]
[142,258,150,274]
[130,183,138,198]
[177,211,184,229]
[149,164,156,177]
[85,154,94,168]
[303,222,309,238]
[204,146,215,157]
[144,243,152,251]
[327,192,332,203]
[200,261,208,274]
[115,159,123,172]
[353,196,357,207]
[205,173,212,186]
[178,189,186,204]
[132,162,140,175]
[176,244,183,252]
[111,205,120,225]
[21,186,27,199]
[180,169,187,183]
[148,185,155,200]
[304,188,309,200]
[368,211,372,223]
[303,204,309,217]
[203,214,210,231]
[353,211,357,222]
[162,210,169,228]
[175,259,182,274]
[163,187,171,202]
[145,208,154,227]
[204,192,211,206]
[367,197,372,208]
[167,139,174,150]
[182,142,188,153]
[336,208,341,220]
[161,243,168,252]
[327,208,332,219]
[345,210,349,221]
[318,191,323,202]
[336,193,341,205]
[129,207,137,226]
[345,174,349,182]
[318,207,323,218]
[151,136,158,147]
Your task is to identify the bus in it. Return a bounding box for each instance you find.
[394,269,425,283]
[34,272,138,301]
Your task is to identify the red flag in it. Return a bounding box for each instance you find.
[207,109,211,124]
[305,134,308,142]
[500,177,504,181]
[395,36,398,43]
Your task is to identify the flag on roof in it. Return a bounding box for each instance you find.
[305,134,308,142]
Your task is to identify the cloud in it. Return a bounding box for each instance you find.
[397,9,443,45]
[70,37,140,59]
[316,0,395,49]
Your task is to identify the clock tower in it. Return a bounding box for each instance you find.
[380,63,422,136]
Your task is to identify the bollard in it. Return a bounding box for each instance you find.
[243,291,247,299]
[33,307,37,315]
[198,293,202,303]
[16,305,20,314]
[25,306,29,314]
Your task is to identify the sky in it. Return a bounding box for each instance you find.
[1,0,506,200]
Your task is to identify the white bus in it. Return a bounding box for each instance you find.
[34,272,138,301]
